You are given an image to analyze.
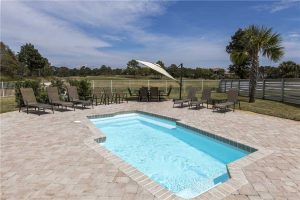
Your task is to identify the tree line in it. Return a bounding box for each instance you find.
[1,40,299,82]
[0,41,226,79]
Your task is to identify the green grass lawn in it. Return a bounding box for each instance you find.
[201,93,300,121]
[238,97,300,121]
[0,96,17,114]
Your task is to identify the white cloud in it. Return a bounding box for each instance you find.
[288,32,300,38]
[1,1,111,61]
[270,0,300,13]
[1,0,231,68]
[281,32,300,61]
[254,0,300,13]
[1,1,170,67]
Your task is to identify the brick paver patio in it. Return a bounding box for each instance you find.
[1,101,300,200]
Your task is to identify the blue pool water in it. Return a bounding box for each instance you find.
[90,113,249,199]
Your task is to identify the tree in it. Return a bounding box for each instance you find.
[18,43,49,76]
[228,64,249,79]
[155,60,166,78]
[99,65,112,75]
[194,68,213,79]
[156,60,166,69]
[55,66,70,77]
[166,64,180,78]
[229,25,284,102]
[0,41,20,77]
[126,59,140,77]
[226,29,250,79]
[41,65,54,77]
[278,61,300,78]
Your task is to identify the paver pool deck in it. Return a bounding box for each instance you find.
[1,101,300,200]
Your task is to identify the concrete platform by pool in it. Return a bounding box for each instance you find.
[1,101,300,200]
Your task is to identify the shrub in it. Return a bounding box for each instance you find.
[15,80,44,106]
[50,78,66,95]
[68,79,91,99]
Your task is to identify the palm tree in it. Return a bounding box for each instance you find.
[230,25,284,102]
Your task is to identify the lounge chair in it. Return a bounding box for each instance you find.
[19,88,54,115]
[47,87,75,111]
[102,88,115,105]
[127,88,139,101]
[149,87,160,102]
[213,89,239,112]
[173,87,196,108]
[114,89,128,103]
[67,86,93,108]
[139,87,149,102]
[92,87,104,106]
[189,88,211,109]
[160,86,172,99]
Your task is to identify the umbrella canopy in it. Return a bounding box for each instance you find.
[136,60,177,81]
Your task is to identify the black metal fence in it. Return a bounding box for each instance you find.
[219,79,300,105]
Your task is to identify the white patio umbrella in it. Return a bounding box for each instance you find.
[136,60,177,81]
[136,60,184,99]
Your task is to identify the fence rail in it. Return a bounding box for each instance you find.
[219,79,300,105]
[91,79,219,91]
[0,81,16,97]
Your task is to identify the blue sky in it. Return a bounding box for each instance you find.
[1,0,300,68]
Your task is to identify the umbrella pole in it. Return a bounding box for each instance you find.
[179,63,183,99]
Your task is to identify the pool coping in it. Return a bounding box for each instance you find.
[83,110,273,200]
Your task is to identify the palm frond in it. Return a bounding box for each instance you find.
[230,51,250,65]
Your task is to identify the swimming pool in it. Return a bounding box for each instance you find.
[90,113,250,199]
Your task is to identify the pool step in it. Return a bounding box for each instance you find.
[176,178,216,199]
[138,116,176,129]
[96,120,140,128]
[90,113,139,123]
[91,114,176,130]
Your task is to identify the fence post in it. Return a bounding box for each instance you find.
[224,80,227,92]
[201,80,203,91]
[238,79,240,95]
[281,78,285,102]
[248,79,251,97]
[219,80,222,92]
[92,80,95,90]
[110,80,113,93]
[165,80,168,93]
[148,80,150,90]
[1,81,4,97]
[183,80,186,94]
[231,80,233,88]
[262,79,265,99]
